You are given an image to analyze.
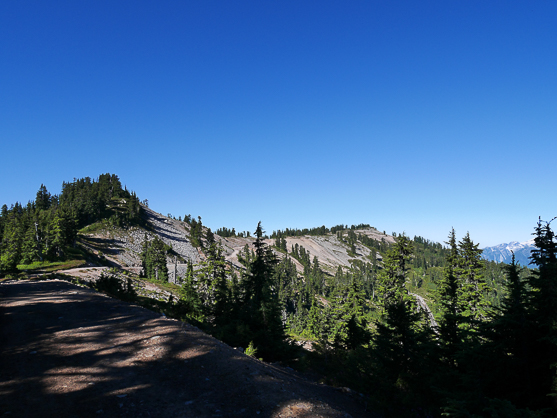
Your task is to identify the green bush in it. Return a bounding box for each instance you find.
[95,273,137,301]
[245,341,258,357]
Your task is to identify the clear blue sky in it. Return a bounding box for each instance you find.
[1,1,556,247]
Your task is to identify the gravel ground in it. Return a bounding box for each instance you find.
[0,280,374,418]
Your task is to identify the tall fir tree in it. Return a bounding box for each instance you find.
[196,242,230,322]
[141,234,169,281]
[524,218,557,411]
[435,228,461,365]
[481,254,534,408]
[177,260,203,319]
[238,222,285,359]
[457,232,491,331]
[370,235,437,413]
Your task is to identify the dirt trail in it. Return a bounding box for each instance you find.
[0,280,373,418]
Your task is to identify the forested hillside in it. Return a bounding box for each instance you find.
[0,174,142,272]
[1,174,555,417]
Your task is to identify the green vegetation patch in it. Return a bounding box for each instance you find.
[17,259,86,273]
[79,220,111,235]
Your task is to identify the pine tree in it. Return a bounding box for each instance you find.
[176,260,203,319]
[141,235,169,281]
[20,221,41,264]
[370,235,436,411]
[457,232,491,330]
[242,222,277,309]
[310,255,324,294]
[205,228,215,246]
[482,254,534,408]
[375,234,414,310]
[238,222,285,359]
[435,229,492,367]
[307,297,325,342]
[35,184,51,211]
[435,228,461,364]
[0,211,24,271]
[196,243,229,321]
[524,218,557,411]
[344,276,370,349]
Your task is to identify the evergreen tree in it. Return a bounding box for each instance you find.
[242,222,277,309]
[375,234,414,310]
[196,243,229,321]
[435,228,461,364]
[205,228,215,246]
[457,232,491,330]
[307,297,326,343]
[524,218,557,411]
[177,260,203,319]
[0,210,24,271]
[35,184,51,211]
[141,235,169,281]
[482,254,534,408]
[310,255,324,294]
[370,235,437,412]
[435,229,492,366]
[344,276,370,349]
[20,221,41,264]
[239,222,285,359]
[280,237,287,252]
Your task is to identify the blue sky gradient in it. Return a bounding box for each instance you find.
[1,1,556,247]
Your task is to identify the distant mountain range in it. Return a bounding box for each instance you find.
[481,239,536,267]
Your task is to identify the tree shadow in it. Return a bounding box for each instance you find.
[0,280,371,417]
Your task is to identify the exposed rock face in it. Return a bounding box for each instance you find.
[411,293,438,330]
[216,228,394,275]
[79,206,201,282]
[141,206,201,283]
[80,207,397,282]
[141,206,200,265]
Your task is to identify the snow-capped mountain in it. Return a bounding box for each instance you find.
[481,239,536,266]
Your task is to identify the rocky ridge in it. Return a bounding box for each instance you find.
[81,206,396,282]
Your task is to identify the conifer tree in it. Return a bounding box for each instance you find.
[435,228,461,364]
[35,184,51,211]
[205,228,215,246]
[177,260,203,319]
[344,276,370,349]
[370,235,435,410]
[457,232,491,330]
[242,222,276,309]
[524,218,557,411]
[307,297,325,342]
[0,211,24,271]
[435,229,492,366]
[141,235,169,281]
[21,221,41,264]
[482,254,534,408]
[238,222,285,359]
[196,243,229,321]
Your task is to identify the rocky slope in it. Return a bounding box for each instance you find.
[80,205,396,281]
[78,206,201,282]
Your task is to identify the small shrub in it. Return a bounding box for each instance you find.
[95,273,137,301]
[245,341,258,357]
